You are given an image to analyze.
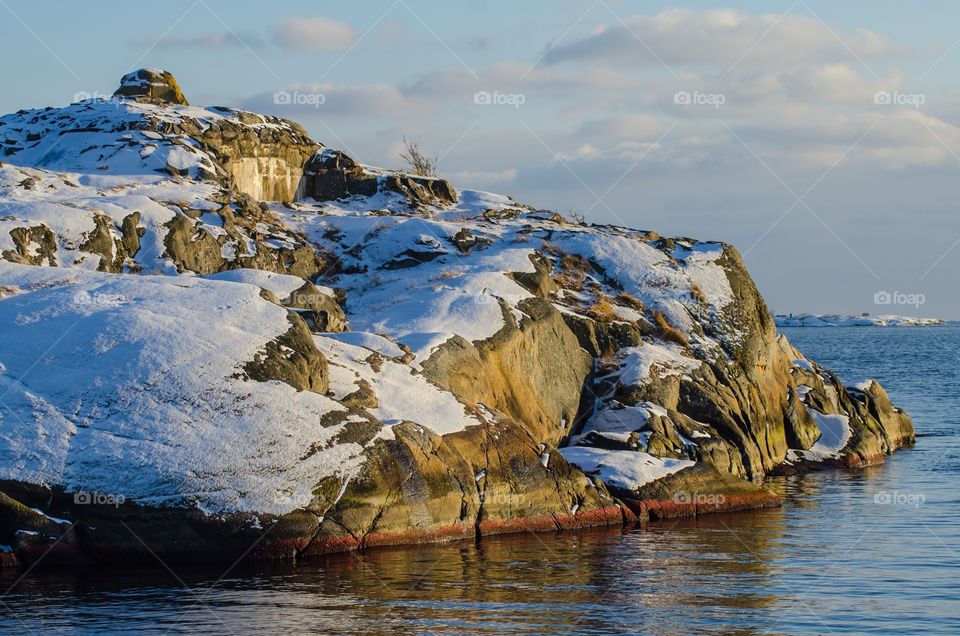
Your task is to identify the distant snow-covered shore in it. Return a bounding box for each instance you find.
[775,314,945,327]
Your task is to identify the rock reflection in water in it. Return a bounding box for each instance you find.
[1,510,793,635]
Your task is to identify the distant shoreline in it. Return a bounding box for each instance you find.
[775,314,945,327]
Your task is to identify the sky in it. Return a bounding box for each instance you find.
[2,0,959,318]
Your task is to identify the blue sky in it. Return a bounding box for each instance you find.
[3,0,960,318]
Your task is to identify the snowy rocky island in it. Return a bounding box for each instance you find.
[775,314,944,327]
[0,70,915,568]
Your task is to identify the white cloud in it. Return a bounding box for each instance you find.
[243,82,419,117]
[131,16,358,52]
[232,10,960,208]
[574,114,666,140]
[542,9,897,71]
[271,16,358,51]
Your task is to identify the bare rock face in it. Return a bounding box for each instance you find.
[669,245,817,478]
[420,298,592,445]
[303,416,625,554]
[243,313,329,394]
[576,242,911,479]
[188,111,320,202]
[628,464,782,520]
[113,68,189,105]
[160,197,334,280]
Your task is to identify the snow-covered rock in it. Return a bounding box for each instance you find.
[559,447,694,491]
[775,313,943,327]
[0,70,916,567]
[0,262,362,516]
[114,68,189,105]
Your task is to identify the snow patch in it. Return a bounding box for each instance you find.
[204,269,306,300]
[0,262,366,515]
[787,406,852,462]
[617,343,700,386]
[559,447,694,491]
[315,335,481,436]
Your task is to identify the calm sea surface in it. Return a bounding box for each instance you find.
[2,325,958,635]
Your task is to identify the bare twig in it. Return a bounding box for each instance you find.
[400,136,438,177]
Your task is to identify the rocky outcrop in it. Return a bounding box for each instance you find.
[538,232,914,513]
[109,70,455,206]
[421,297,592,444]
[301,148,458,208]
[0,165,336,281]
[113,68,189,105]
[775,338,915,470]
[243,313,329,394]
[0,69,917,569]
[666,245,819,478]
[285,281,347,332]
[625,464,783,520]
[542,238,807,482]
[0,420,628,564]
[304,418,624,554]
[161,197,334,279]
[170,109,320,201]
[1,224,57,266]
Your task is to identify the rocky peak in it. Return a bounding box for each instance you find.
[113,68,189,106]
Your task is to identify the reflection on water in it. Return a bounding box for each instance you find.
[2,515,790,635]
[1,327,958,635]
